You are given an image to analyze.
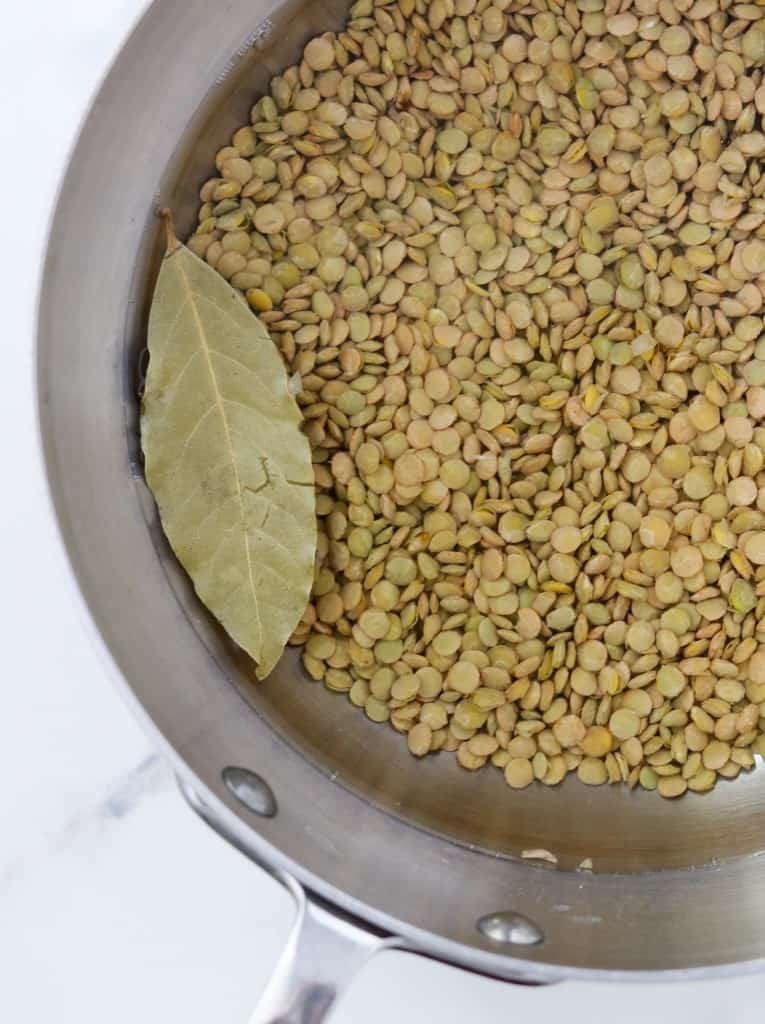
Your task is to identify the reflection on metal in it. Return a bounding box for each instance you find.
[477,912,544,947]
[223,765,278,818]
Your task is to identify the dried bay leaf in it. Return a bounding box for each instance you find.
[141,214,316,678]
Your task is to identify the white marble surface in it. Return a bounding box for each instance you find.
[3,1,765,1020]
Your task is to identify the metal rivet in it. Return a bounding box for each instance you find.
[477,911,544,946]
[223,766,277,818]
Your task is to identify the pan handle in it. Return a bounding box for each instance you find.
[249,883,395,1024]
[176,774,397,1024]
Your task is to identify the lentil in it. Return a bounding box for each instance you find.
[192,0,765,800]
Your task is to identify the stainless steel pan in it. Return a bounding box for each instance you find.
[37,1,765,1020]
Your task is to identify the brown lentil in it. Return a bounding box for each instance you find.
[192,0,765,801]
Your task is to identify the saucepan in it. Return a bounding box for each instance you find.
[37,0,765,1020]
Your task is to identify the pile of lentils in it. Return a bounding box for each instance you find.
[190,0,765,797]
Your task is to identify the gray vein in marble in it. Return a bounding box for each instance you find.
[101,754,165,819]
[1,753,169,886]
